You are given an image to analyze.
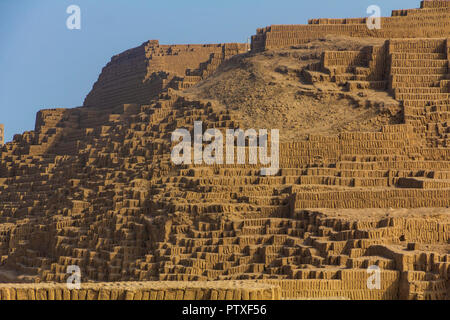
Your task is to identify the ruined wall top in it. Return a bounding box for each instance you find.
[0,124,4,146]
[83,40,247,109]
[251,0,450,51]
[421,0,450,8]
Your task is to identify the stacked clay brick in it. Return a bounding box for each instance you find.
[0,124,4,146]
[1,92,448,299]
[83,40,247,109]
[0,0,449,300]
[251,0,450,52]
[0,281,280,300]
[305,37,449,149]
[307,43,389,91]
[388,39,450,147]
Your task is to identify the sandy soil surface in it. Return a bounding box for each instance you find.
[184,36,401,142]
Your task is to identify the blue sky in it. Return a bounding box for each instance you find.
[1,0,419,142]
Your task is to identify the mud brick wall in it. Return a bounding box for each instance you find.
[279,127,416,168]
[0,281,281,300]
[84,41,246,109]
[421,0,450,9]
[386,38,449,146]
[400,271,448,300]
[32,109,69,153]
[0,124,4,146]
[262,270,400,300]
[0,34,448,299]
[251,0,450,52]
[293,189,450,209]
[319,43,389,90]
[83,42,167,109]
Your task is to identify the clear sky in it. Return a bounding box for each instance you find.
[1,0,420,142]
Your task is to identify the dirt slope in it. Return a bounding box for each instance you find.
[185,36,401,141]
